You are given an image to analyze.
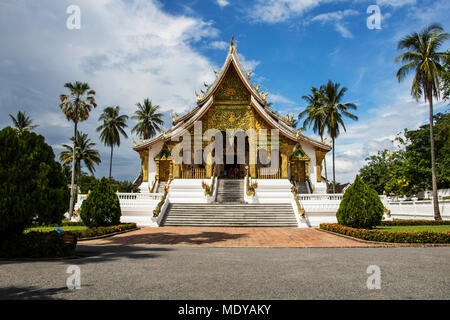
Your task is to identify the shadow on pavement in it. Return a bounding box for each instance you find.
[86,231,248,246]
[0,286,69,300]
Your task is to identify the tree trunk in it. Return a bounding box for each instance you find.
[109,145,113,180]
[68,121,77,218]
[332,138,336,194]
[428,95,441,220]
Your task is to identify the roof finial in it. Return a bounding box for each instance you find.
[230,35,235,53]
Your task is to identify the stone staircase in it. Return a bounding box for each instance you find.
[216,179,244,203]
[162,203,298,227]
[297,181,310,194]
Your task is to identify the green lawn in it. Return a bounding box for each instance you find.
[24,226,89,233]
[375,225,450,233]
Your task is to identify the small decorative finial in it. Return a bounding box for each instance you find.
[230,35,235,53]
[256,84,261,91]
[139,136,143,143]
[247,71,252,78]
[132,138,137,146]
[162,129,167,137]
[195,91,201,100]
[203,82,209,90]
[214,70,219,77]
[263,92,269,100]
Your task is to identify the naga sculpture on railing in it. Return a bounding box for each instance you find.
[149,175,158,193]
[153,178,172,217]
[383,207,391,218]
[246,169,258,197]
[292,186,306,219]
[202,164,217,197]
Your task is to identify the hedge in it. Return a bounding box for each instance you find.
[74,223,137,239]
[30,221,85,227]
[0,231,77,258]
[320,223,450,244]
[380,220,450,226]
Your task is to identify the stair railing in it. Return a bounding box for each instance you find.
[149,176,158,193]
[246,168,258,197]
[291,186,306,219]
[202,164,216,197]
[153,178,172,217]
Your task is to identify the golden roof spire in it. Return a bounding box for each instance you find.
[230,35,235,53]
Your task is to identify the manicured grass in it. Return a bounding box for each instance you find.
[24,226,89,233]
[375,225,450,233]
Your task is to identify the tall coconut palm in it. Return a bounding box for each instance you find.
[59,81,97,217]
[58,131,101,196]
[320,80,358,193]
[131,98,163,139]
[9,111,38,134]
[97,106,129,179]
[395,23,449,220]
[299,87,329,183]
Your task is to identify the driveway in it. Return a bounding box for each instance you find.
[1,246,449,299]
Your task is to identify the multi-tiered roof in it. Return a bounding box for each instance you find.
[133,37,331,152]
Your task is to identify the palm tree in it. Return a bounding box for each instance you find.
[320,80,358,193]
[9,111,38,134]
[97,106,128,179]
[395,24,449,220]
[58,131,101,196]
[131,98,163,139]
[299,87,329,183]
[59,81,97,217]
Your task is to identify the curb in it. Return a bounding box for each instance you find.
[317,228,450,247]
[77,227,140,241]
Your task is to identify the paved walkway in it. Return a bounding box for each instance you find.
[82,227,379,247]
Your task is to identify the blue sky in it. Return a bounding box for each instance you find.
[0,0,449,183]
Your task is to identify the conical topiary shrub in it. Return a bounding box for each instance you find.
[336,175,384,229]
[80,177,121,228]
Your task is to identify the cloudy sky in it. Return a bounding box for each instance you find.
[0,0,449,183]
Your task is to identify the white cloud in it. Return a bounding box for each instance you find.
[248,0,323,23]
[216,0,230,8]
[0,0,221,180]
[210,40,229,50]
[309,9,359,38]
[268,93,295,105]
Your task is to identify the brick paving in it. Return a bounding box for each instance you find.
[82,227,380,248]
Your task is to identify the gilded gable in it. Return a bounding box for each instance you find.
[214,63,250,103]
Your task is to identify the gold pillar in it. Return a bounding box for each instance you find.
[173,163,180,178]
[140,151,149,182]
[315,150,326,183]
[155,159,160,180]
[169,160,173,180]
[205,152,213,178]
[281,153,288,178]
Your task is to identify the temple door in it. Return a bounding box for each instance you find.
[159,160,171,181]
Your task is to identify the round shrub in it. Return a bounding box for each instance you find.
[336,175,384,229]
[80,177,121,227]
[0,127,69,236]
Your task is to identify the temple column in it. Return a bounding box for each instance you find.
[140,151,149,182]
[155,159,160,180]
[281,153,288,179]
[205,152,213,178]
[315,150,326,183]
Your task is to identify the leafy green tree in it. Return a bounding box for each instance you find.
[97,106,128,179]
[299,86,329,182]
[58,131,101,196]
[9,111,38,134]
[78,175,139,194]
[0,127,69,235]
[319,80,358,193]
[80,178,121,227]
[336,176,384,229]
[394,23,449,220]
[59,81,97,217]
[442,51,450,101]
[131,98,163,139]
